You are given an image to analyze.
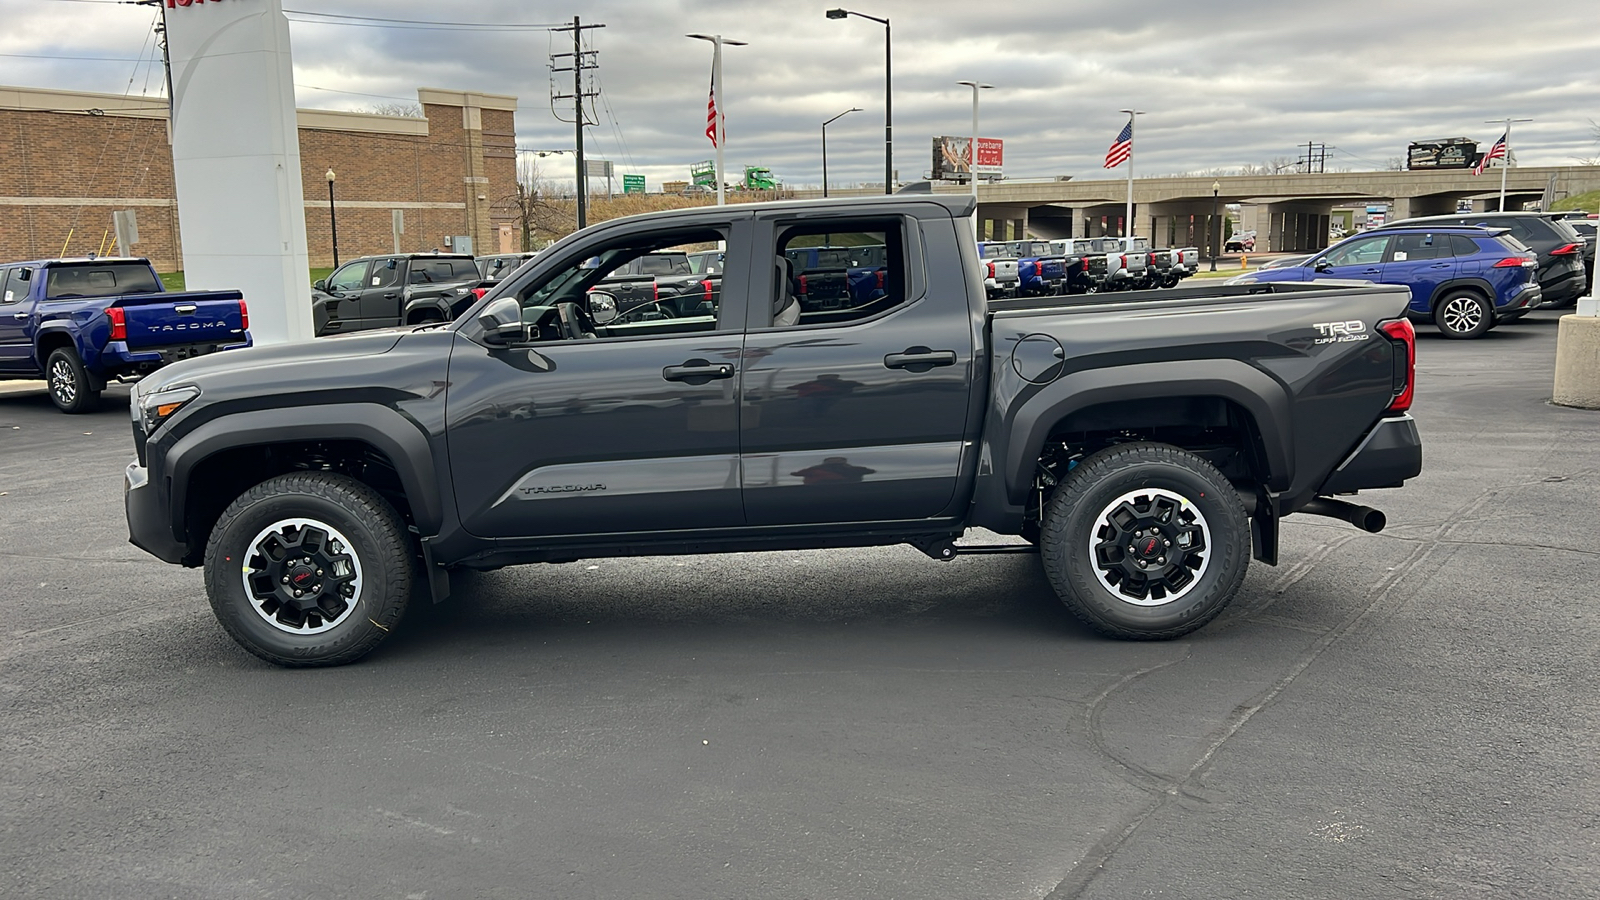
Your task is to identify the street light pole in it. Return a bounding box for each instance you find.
[822,107,862,199]
[827,9,892,194]
[325,168,339,268]
[1210,180,1220,272]
[688,33,748,206]
[957,80,993,241]
[1118,109,1143,246]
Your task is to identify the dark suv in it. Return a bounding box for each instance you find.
[1230,225,1541,338]
[1388,212,1588,307]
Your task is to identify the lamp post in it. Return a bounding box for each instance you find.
[822,107,862,198]
[826,9,891,194]
[957,81,993,241]
[1209,180,1220,272]
[325,168,339,268]
[688,33,747,206]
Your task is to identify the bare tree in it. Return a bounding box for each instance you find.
[363,102,422,118]
[1385,156,1405,171]
[1575,118,1600,166]
[495,158,574,250]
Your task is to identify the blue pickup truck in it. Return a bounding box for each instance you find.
[0,257,251,412]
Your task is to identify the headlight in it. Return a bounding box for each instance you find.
[138,385,200,434]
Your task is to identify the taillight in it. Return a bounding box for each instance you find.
[1550,243,1582,256]
[106,306,126,341]
[1492,254,1537,268]
[986,261,996,278]
[653,280,659,302]
[798,274,808,294]
[1149,252,1158,265]
[1378,318,1415,414]
[876,269,885,289]
[701,279,713,303]
[471,287,488,300]
[238,299,248,331]
[1120,254,1128,267]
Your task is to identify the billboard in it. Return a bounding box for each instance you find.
[933,136,1004,181]
[1407,138,1477,170]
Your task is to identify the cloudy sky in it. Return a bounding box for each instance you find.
[6,0,1599,190]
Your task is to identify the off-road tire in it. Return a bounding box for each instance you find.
[1433,290,1493,340]
[1040,442,1249,640]
[46,347,100,413]
[204,472,412,667]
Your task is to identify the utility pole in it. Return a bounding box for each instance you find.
[551,17,604,230]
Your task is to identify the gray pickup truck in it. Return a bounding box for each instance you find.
[125,195,1421,667]
[311,253,480,335]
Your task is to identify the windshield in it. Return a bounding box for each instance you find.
[45,262,161,299]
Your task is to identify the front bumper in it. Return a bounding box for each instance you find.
[1319,415,1423,495]
[125,460,185,564]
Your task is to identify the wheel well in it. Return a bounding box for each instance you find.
[35,331,73,360]
[1430,283,1487,312]
[405,308,444,324]
[181,440,415,566]
[1026,396,1269,527]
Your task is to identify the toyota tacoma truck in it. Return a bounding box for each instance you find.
[0,256,250,412]
[124,195,1422,667]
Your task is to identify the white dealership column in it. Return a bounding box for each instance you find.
[165,0,313,345]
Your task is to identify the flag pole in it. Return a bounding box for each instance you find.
[688,34,747,207]
[1119,109,1142,244]
[1485,116,1532,211]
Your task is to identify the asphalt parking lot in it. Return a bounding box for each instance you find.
[2,309,1596,899]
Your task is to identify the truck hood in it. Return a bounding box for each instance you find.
[138,328,409,395]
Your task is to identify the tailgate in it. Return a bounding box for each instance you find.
[119,290,246,348]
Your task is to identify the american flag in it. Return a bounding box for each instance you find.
[1473,130,1507,175]
[1104,120,1133,168]
[705,71,721,147]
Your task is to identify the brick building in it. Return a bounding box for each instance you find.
[0,84,518,271]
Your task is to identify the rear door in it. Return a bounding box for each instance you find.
[356,256,406,326]
[1382,232,1457,305]
[738,206,977,526]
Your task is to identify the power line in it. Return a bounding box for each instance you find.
[282,11,566,31]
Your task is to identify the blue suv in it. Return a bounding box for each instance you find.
[1230,226,1541,339]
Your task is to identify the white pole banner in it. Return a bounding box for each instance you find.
[165,0,313,344]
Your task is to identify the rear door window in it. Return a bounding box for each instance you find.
[1390,233,1447,261]
[770,218,908,327]
[1449,235,1482,257]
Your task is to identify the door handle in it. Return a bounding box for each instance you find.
[662,359,734,383]
[12,312,27,321]
[884,347,957,372]
[384,293,400,299]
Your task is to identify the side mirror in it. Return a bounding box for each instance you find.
[313,279,327,292]
[587,290,619,325]
[476,296,523,345]
[1312,258,1332,272]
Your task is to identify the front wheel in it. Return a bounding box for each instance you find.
[1433,291,1493,339]
[1039,443,1249,640]
[204,472,413,667]
[45,347,100,413]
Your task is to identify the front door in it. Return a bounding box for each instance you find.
[1316,234,1390,282]
[0,268,32,373]
[738,209,976,526]
[447,217,754,540]
[319,260,370,332]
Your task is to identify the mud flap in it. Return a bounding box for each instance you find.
[1251,490,1279,566]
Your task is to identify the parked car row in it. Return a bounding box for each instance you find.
[978,238,1199,298]
[311,251,543,336]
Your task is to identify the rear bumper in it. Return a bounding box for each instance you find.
[125,460,185,564]
[101,335,253,374]
[1319,415,1423,495]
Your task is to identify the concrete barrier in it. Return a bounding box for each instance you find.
[1552,314,1600,409]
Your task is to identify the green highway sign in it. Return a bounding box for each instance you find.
[622,174,646,194]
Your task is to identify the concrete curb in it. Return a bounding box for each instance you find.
[0,381,46,396]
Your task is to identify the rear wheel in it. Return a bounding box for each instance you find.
[1039,443,1249,640]
[204,472,412,667]
[45,347,100,413]
[1434,290,1493,339]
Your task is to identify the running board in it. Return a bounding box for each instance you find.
[907,535,1038,560]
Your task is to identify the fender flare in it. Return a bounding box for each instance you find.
[164,403,443,540]
[1001,358,1294,503]
[1428,277,1496,311]
[402,296,453,324]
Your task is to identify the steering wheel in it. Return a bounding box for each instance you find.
[556,301,597,340]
